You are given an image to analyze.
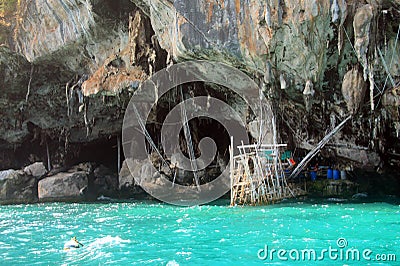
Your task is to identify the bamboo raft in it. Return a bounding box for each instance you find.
[230,140,305,206]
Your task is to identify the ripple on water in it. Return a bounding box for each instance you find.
[0,201,399,265]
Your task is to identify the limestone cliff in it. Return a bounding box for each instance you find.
[0,0,400,196]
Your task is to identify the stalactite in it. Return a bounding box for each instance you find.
[330,112,336,130]
[303,80,315,112]
[265,2,272,28]
[148,49,156,76]
[331,0,340,24]
[84,101,90,137]
[25,65,33,103]
[77,89,84,112]
[66,80,71,117]
[395,122,400,138]
[369,63,375,112]
[264,61,272,85]
[279,74,287,89]
[277,0,283,25]
[303,80,315,96]
[129,11,140,65]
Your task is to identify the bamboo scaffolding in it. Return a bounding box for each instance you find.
[230,138,304,206]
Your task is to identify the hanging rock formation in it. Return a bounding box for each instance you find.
[353,4,374,80]
[341,66,366,114]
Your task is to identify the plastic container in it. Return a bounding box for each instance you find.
[333,170,340,180]
[310,171,317,181]
[340,170,347,180]
[327,169,333,179]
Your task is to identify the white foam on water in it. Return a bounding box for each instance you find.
[88,235,131,248]
[173,228,191,234]
[327,198,347,202]
[176,251,192,256]
[166,260,179,266]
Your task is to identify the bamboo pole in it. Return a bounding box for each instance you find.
[117,135,121,174]
[237,143,287,149]
[46,139,51,171]
[230,136,234,206]
[289,115,352,179]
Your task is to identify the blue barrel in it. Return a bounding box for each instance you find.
[310,171,317,181]
[327,169,333,179]
[333,170,340,180]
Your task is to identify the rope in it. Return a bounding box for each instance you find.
[342,25,379,87]
[377,47,396,87]
[179,86,201,190]
[132,104,171,170]
[382,24,400,92]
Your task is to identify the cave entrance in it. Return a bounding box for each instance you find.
[142,81,248,186]
[66,136,123,173]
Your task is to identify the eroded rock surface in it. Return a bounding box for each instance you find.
[0,0,400,200]
[0,169,37,204]
[23,162,47,178]
[38,171,88,201]
[353,4,374,80]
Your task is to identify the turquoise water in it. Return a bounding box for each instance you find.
[0,199,399,265]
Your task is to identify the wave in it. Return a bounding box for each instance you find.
[90,236,130,246]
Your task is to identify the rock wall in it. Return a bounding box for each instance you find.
[133,0,400,151]
[138,0,333,84]
[0,0,158,169]
[0,0,400,200]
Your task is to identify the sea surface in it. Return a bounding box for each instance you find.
[0,198,399,265]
